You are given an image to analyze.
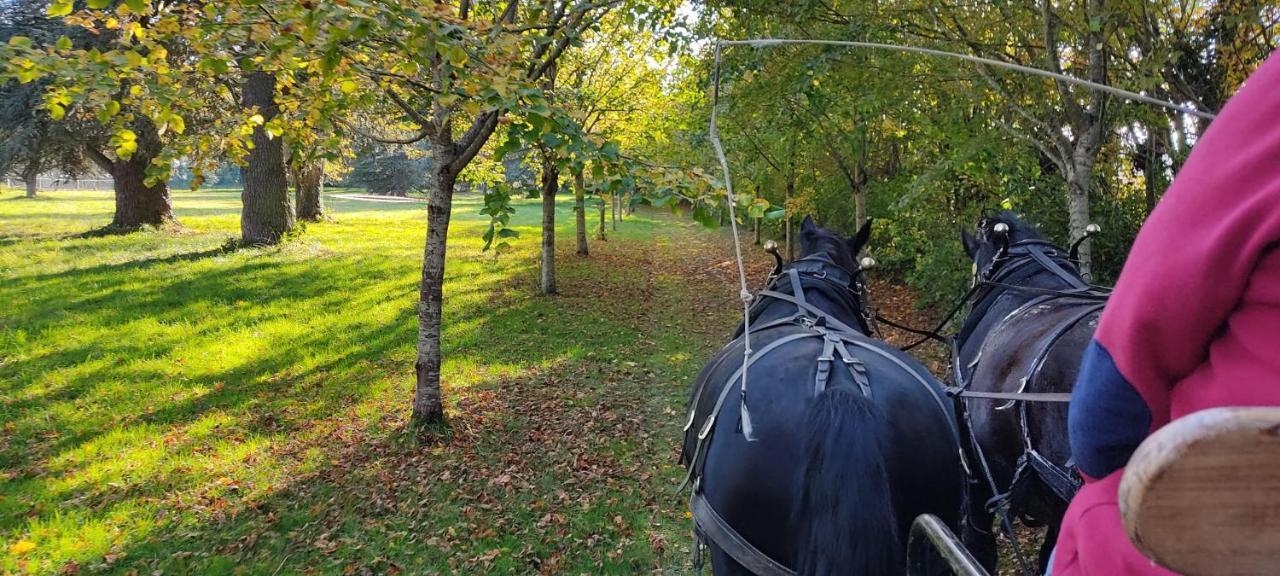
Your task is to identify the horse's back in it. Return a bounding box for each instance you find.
[686,325,965,568]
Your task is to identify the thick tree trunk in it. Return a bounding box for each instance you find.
[239,71,294,245]
[540,156,558,295]
[22,176,37,198]
[413,144,456,426]
[295,161,324,221]
[574,171,588,256]
[110,150,175,230]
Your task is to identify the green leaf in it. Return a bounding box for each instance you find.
[87,0,111,8]
[96,100,122,123]
[112,128,138,159]
[55,36,73,50]
[47,0,74,17]
[123,0,147,13]
[7,36,32,48]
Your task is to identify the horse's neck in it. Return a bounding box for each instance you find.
[754,286,863,334]
[959,266,1080,354]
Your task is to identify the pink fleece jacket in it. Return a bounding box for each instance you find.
[1053,50,1280,575]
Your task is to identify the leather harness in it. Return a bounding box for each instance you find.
[680,255,956,575]
[952,239,1110,519]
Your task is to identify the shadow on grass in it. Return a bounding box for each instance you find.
[1,209,728,575]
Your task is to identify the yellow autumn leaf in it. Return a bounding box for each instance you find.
[248,114,265,125]
[9,539,36,555]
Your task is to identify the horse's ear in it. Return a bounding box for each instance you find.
[849,218,872,255]
[961,229,978,259]
[801,215,817,234]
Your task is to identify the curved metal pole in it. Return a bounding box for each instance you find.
[908,514,992,576]
[721,38,1216,121]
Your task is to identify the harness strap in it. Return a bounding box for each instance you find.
[1026,449,1082,502]
[947,389,1073,402]
[788,268,807,311]
[756,290,863,335]
[814,336,836,395]
[691,493,796,576]
[680,332,817,492]
[835,338,871,397]
[1025,245,1088,290]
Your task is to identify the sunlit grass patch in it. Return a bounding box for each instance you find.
[0,187,756,574]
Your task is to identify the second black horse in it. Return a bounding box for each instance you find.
[955,212,1107,572]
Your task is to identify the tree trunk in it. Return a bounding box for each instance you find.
[854,186,867,228]
[1066,163,1094,277]
[21,161,39,198]
[413,143,457,426]
[784,177,795,262]
[1141,125,1162,215]
[107,123,176,230]
[239,71,294,245]
[752,184,761,245]
[611,194,617,231]
[540,155,558,295]
[597,198,607,241]
[574,171,588,256]
[110,156,175,230]
[295,160,324,221]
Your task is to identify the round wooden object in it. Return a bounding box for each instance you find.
[1120,407,1280,576]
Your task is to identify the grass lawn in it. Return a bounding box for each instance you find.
[0,187,769,575]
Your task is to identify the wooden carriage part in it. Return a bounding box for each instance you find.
[1120,407,1280,576]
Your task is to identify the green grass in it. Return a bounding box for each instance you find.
[0,187,756,574]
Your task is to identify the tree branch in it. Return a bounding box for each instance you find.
[84,145,113,173]
[451,111,500,173]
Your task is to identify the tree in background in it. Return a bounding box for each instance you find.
[1,0,177,228]
[0,81,88,198]
[287,0,682,426]
[238,71,294,244]
[292,159,325,221]
[0,1,88,199]
[343,145,430,197]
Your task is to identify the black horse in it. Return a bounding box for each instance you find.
[682,217,963,575]
[955,213,1106,572]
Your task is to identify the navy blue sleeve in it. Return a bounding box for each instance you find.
[1068,341,1153,479]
